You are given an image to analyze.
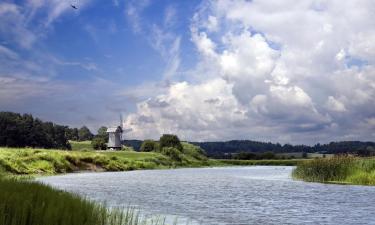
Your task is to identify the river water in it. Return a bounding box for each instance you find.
[37,166,375,225]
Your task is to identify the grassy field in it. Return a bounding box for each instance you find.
[292,156,375,185]
[0,142,212,176]
[69,140,93,151]
[0,175,171,225]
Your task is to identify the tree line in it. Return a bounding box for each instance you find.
[0,112,95,150]
[191,140,375,158]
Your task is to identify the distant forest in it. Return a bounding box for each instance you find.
[0,112,94,150]
[191,141,375,158]
[123,140,375,158]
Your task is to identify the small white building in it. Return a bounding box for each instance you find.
[106,126,123,150]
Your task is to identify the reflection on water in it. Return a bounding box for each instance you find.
[38,166,375,225]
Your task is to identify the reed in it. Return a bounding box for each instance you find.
[292,156,375,185]
[0,176,172,225]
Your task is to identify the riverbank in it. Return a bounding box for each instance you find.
[0,142,212,176]
[0,143,309,177]
[292,156,375,185]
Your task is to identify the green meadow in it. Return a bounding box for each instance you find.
[0,142,212,176]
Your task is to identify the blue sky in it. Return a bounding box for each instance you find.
[0,0,200,127]
[1,0,375,144]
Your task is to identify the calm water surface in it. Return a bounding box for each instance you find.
[37,166,375,225]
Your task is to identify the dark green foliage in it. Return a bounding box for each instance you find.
[91,126,109,150]
[91,137,107,150]
[97,126,108,137]
[233,151,276,160]
[78,126,93,141]
[0,112,71,150]
[159,134,183,151]
[140,140,158,152]
[66,128,79,141]
[233,152,257,160]
[219,159,304,166]
[192,140,375,158]
[161,147,182,161]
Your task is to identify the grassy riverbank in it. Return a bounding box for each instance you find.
[0,142,211,176]
[0,144,314,177]
[292,156,375,185]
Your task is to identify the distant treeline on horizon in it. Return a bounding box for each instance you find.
[123,140,375,158]
[1,111,374,156]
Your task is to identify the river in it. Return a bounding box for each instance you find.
[37,166,375,225]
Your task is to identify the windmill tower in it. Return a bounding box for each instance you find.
[106,114,123,150]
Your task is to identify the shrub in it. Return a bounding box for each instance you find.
[159,134,183,151]
[161,147,182,162]
[140,140,158,152]
[91,137,107,150]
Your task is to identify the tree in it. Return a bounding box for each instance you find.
[0,111,71,149]
[65,128,79,141]
[159,134,183,151]
[91,137,107,150]
[78,126,93,141]
[140,140,158,152]
[97,126,108,142]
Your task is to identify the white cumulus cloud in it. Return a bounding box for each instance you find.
[124,0,375,143]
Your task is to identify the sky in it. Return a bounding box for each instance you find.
[0,0,374,144]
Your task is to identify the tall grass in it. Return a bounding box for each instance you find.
[292,156,375,185]
[0,176,172,225]
[0,144,211,176]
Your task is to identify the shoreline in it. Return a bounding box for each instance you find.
[0,147,308,178]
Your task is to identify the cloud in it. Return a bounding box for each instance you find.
[164,5,177,28]
[125,0,150,33]
[0,2,36,48]
[150,25,181,79]
[326,96,346,112]
[124,0,375,144]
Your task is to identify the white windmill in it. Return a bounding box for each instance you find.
[106,114,123,150]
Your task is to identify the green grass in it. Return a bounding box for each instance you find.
[0,176,172,225]
[69,140,93,151]
[292,156,375,185]
[0,143,211,176]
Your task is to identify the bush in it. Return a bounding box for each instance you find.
[159,134,183,151]
[140,140,158,152]
[161,147,182,161]
[91,137,107,150]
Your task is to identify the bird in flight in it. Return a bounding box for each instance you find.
[71,4,78,9]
